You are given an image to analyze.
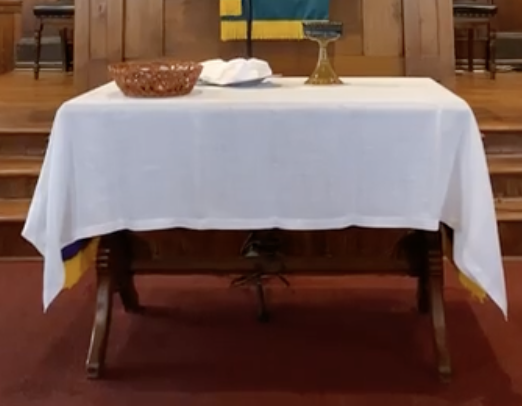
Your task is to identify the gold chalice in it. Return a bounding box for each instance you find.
[302,21,343,85]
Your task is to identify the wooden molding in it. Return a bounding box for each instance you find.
[0,0,22,14]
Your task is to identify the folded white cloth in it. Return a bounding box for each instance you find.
[199,58,273,86]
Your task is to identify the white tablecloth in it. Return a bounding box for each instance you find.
[22,77,507,316]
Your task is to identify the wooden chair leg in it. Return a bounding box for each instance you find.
[489,25,497,80]
[485,25,491,72]
[59,28,68,72]
[33,19,44,80]
[66,32,73,72]
[467,28,474,73]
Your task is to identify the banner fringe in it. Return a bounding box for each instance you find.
[458,271,487,302]
[221,20,310,41]
[441,226,487,301]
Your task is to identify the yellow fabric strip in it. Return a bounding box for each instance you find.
[220,0,242,16]
[441,227,486,301]
[458,272,487,301]
[63,238,101,289]
[220,20,307,41]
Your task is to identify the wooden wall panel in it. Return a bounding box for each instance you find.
[20,0,521,50]
[14,0,510,79]
[330,0,362,57]
[19,0,41,38]
[0,0,22,74]
[496,0,522,32]
[106,0,125,63]
[124,0,164,59]
[437,0,456,83]
[362,0,402,57]
[74,0,456,92]
[89,0,108,60]
[418,0,439,57]
[74,0,125,91]
[163,0,366,77]
[403,0,455,84]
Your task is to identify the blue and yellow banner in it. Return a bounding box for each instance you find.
[220,0,330,41]
[62,238,100,288]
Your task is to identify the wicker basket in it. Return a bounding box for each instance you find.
[108,60,202,98]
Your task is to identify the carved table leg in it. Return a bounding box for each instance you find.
[86,243,114,379]
[417,269,430,314]
[112,231,142,313]
[400,230,451,381]
[426,231,452,383]
[86,232,141,379]
[398,231,430,313]
[33,19,43,80]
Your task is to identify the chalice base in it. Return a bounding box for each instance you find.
[305,40,343,85]
[305,58,343,85]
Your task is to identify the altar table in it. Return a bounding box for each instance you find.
[22,77,507,381]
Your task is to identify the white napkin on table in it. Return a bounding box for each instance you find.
[199,58,273,86]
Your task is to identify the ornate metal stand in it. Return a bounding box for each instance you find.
[232,230,289,322]
[398,229,451,383]
[303,21,343,85]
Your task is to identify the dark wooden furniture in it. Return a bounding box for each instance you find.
[0,1,22,74]
[454,1,498,79]
[33,0,74,80]
[85,228,451,382]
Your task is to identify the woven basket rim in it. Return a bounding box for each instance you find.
[109,59,202,72]
[108,59,202,98]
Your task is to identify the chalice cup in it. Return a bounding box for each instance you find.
[302,21,343,85]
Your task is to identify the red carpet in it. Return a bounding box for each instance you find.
[1,263,522,406]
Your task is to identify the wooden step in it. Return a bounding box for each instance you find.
[488,154,522,175]
[0,198,520,223]
[0,157,41,198]
[0,132,48,157]
[0,156,41,177]
[0,153,520,177]
[0,198,30,222]
[495,197,522,222]
[483,133,522,155]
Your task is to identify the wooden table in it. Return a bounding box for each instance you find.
[86,227,451,382]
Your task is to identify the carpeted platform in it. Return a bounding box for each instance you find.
[1,263,521,406]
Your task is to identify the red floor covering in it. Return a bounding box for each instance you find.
[1,263,522,406]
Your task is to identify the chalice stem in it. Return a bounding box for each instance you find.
[318,40,328,62]
[315,40,334,73]
[306,38,342,85]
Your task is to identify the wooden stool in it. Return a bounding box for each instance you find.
[33,0,74,80]
[453,2,498,79]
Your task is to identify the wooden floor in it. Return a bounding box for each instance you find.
[0,70,521,134]
[0,72,75,134]
[452,73,522,134]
